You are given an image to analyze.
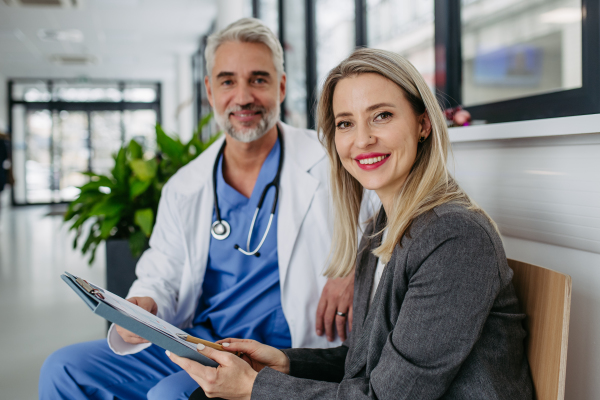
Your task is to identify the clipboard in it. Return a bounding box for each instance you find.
[61,271,218,367]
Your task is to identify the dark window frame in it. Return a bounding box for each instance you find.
[435,0,600,124]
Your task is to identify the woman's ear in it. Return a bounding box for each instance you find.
[419,111,432,140]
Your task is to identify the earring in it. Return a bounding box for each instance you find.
[419,136,426,143]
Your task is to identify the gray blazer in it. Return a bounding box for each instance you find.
[252,203,533,399]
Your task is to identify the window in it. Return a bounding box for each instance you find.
[367,0,435,88]
[316,0,356,88]
[462,0,582,107]
[283,0,309,128]
[435,0,599,123]
[258,0,280,36]
[8,80,161,205]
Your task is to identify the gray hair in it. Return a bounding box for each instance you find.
[205,18,284,78]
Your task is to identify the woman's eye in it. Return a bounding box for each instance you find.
[375,111,392,121]
[336,121,351,129]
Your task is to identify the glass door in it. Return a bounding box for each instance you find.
[90,111,122,177]
[23,109,90,203]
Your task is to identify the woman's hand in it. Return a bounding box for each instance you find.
[217,338,290,374]
[167,344,258,400]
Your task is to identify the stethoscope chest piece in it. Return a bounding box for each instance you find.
[211,220,231,240]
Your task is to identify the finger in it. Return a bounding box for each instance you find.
[335,314,347,342]
[167,351,211,385]
[127,335,149,344]
[126,297,138,305]
[115,326,148,344]
[219,340,260,354]
[323,302,337,341]
[348,305,353,331]
[315,296,328,336]
[217,338,253,345]
[196,343,234,365]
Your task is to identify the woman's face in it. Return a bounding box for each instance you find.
[333,73,431,208]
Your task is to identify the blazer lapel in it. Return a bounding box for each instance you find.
[345,210,387,378]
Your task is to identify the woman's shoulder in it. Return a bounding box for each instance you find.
[422,202,500,244]
[402,202,507,270]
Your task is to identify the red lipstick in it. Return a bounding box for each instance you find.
[354,153,390,170]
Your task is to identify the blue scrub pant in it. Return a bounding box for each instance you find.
[39,339,201,400]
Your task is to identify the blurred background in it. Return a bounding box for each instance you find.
[0,0,598,399]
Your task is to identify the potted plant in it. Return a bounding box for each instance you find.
[64,114,220,298]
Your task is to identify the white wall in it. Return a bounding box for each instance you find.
[450,118,600,400]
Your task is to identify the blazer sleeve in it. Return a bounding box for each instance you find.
[283,345,348,382]
[368,212,503,399]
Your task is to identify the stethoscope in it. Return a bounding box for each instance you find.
[210,130,284,258]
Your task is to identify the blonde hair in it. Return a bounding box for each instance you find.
[205,18,284,78]
[318,48,496,278]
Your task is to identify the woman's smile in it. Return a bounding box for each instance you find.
[355,153,391,170]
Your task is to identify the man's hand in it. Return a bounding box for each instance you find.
[316,273,355,342]
[115,297,158,344]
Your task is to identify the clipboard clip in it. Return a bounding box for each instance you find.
[76,277,105,300]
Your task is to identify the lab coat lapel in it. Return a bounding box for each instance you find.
[277,123,324,287]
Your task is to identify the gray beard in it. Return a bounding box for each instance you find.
[214,102,280,143]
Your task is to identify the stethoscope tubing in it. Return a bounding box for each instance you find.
[211,129,284,257]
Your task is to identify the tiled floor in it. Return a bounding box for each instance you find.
[0,191,106,399]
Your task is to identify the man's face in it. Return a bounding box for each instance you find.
[206,41,286,143]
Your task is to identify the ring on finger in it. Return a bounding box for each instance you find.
[336,311,347,317]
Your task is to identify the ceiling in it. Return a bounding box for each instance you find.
[0,0,216,81]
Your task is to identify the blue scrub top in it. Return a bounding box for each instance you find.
[189,138,292,349]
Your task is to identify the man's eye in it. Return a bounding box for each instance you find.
[336,121,351,129]
[254,78,266,84]
[222,80,233,86]
[375,111,392,121]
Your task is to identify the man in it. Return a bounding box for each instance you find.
[39,18,361,400]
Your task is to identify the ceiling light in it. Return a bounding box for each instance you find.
[39,29,84,43]
[540,7,581,24]
[3,0,82,7]
[49,54,97,66]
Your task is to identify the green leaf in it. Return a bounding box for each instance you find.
[128,230,147,258]
[81,222,100,255]
[156,124,184,160]
[111,147,129,184]
[134,208,154,237]
[79,178,114,192]
[89,197,126,217]
[100,216,120,239]
[130,159,157,181]
[128,139,143,159]
[130,179,152,199]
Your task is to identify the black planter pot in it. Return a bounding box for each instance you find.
[105,238,141,299]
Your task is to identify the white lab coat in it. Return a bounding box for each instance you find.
[108,122,341,354]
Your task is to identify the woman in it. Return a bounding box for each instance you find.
[170,48,533,400]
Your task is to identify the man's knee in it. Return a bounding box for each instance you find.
[147,371,199,400]
[39,340,110,391]
[40,344,84,384]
